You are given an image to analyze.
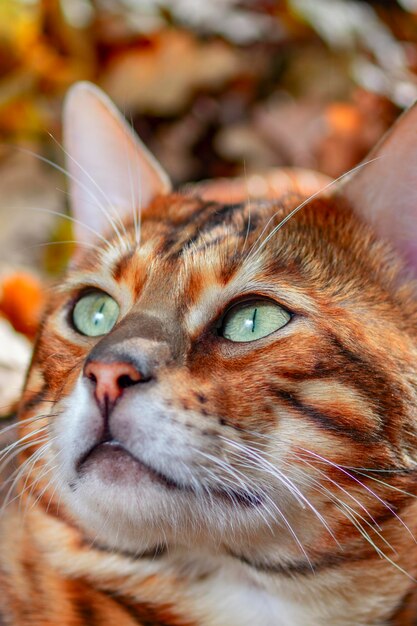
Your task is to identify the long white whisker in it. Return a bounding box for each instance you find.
[241,161,252,254]
[25,240,100,252]
[0,414,47,438]
[2,440,52,512]
[196,460,266,528]
[295,452,381,529]
[291,462,398,555]
[300,448,417,545]
[126,112,140,248]
[19,443,55,514]
[18,146,128,250]
[0,426,49,468]
[196,447,294,536]
[0,434,49,476]
[28,465,59,512]
[222,437,337,544]
[132,118,143,247]
[350,469,417,499]
[1,438,50,498]
[28,207,114,249]
[197,450,311,559]
[246,157,382,261]
[47,133,129,242]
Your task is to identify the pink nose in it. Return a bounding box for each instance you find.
[84,360,142,409]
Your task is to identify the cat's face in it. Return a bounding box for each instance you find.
[20,84,417,572]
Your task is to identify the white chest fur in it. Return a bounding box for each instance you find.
[170,557,317,626]
[196,573,310,626]
[174,556,382,626]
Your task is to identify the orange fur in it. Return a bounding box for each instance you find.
[1,86,417,625]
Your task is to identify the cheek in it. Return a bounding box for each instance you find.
[36,331,87,395]
[184,353,279,432]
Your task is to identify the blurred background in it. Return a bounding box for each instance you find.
[1,0,417,414]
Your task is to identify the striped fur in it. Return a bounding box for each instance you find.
[1,87,417,625]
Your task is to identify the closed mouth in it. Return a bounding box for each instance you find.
[77,439,183,490]
[77,439,262,507]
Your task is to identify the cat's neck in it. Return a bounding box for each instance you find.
[4,500,417,626]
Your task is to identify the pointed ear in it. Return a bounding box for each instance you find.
[63,81,171,243]
[341,103,417,278]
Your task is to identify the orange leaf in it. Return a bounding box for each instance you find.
[0,272,45,340]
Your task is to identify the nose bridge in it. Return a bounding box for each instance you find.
[86,309,185,374]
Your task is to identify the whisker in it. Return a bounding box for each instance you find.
[290,461,399,556]
[17,146,128,250]
[19,443,55,513]
[198,446,322,566]
[1,440,52,512]
[28,465,59,513]
[131,112,143,247]
[0,413,48,439]
[0,434,49,476]
[235,435,413,575]
[0,425,49,468]
[295,452,381,529]
[300,448,417,546]
[246,157,382,261]
[197,461,266,527]
[127,111,140,249]
[196,448,284,535]
[24,240,100,252]
[336,504,400,564]
[47,132,129,242]
[196,449,311,561]
[350,469,417,499]
[1,438,50,495]
[241,161,252,255]
[221,437,337,544]
[28,207,114,249]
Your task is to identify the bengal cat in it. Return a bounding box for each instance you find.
[0,82,416,626]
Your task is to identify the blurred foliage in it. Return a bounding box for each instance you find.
[0,0,416,272]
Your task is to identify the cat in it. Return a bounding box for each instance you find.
[0,81,416,626]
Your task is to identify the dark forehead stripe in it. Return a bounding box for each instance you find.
[188,200,278,242]
[161,201,247,258]
[135,195,285,261]
[195,202,246,229]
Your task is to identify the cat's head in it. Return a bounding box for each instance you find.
[20,83,417,572]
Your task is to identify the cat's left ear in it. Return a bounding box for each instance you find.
[63,82,171,243]
[341,102,417,278]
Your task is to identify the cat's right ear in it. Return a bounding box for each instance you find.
[341,102,417,280]
[63,82,171,244]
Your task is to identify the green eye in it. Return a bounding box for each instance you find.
[221,300,291,343]
[72,291,119,337]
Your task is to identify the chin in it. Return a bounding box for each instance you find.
[57,453,278,557]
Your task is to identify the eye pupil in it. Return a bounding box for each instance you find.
[251,308,257,332]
